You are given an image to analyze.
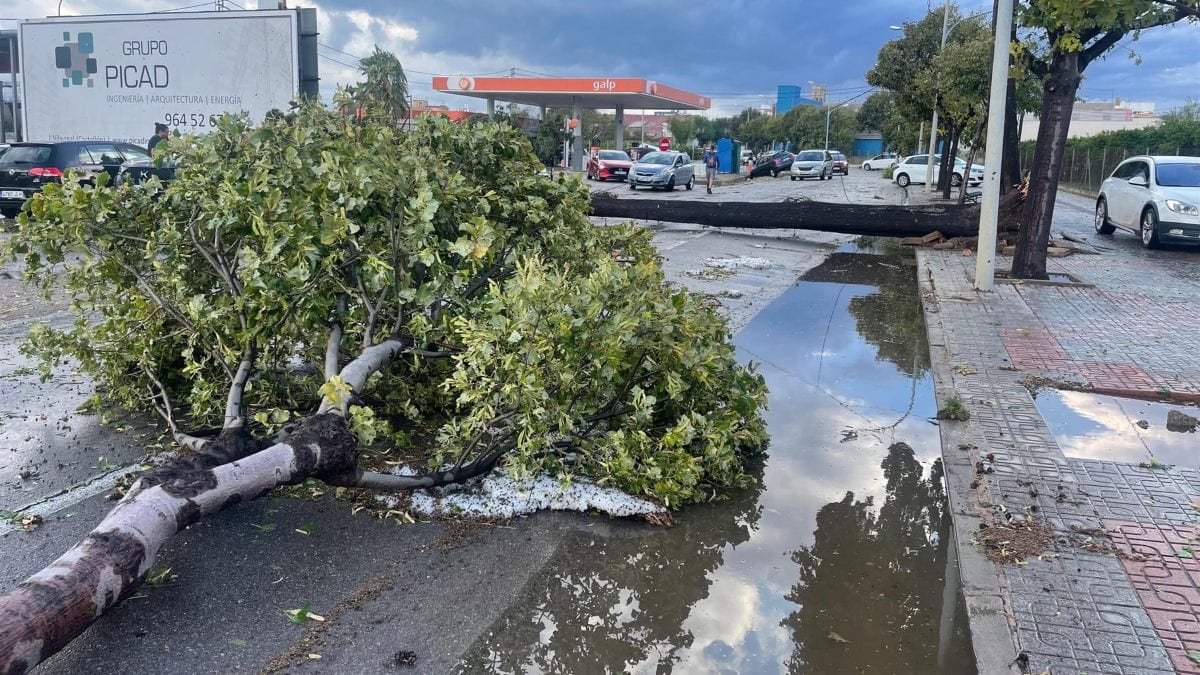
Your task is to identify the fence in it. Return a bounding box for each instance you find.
[1021,146,1200,195]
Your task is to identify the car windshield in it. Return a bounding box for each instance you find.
[0,145,53,165]
[798,151,825,161]
[598,151,629,161]
[638,153,672,165]
[1156,162,1200,187]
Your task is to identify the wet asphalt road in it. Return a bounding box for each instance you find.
[0,169,958,673]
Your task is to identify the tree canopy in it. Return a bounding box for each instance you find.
[6,106,768,508]
[347,45,410,122]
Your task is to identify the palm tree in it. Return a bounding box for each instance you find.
[352,46,409,123]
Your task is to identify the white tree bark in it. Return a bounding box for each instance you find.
[0,415,357,675]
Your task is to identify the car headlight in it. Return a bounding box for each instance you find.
[1165,199,1200,216]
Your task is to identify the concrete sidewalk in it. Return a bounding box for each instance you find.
[918,241,1200,674]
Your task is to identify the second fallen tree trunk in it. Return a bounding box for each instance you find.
[590,196,1017,239]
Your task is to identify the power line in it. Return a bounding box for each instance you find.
[153,1,217,12]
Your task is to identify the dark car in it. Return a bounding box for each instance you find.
[831,152,849,175]
[116,157,178,187]
[0,141,151,217]
[749,150,794,178]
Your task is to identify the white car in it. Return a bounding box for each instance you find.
[861,153,897,171]
[892,154,983,188]
[1095,155,1200,248]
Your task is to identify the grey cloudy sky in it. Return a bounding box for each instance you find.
[4,0,1199,115]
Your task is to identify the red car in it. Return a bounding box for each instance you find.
[587,150,633,181]
[831,151,849,175]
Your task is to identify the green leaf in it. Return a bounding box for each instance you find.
[250,523,277,532]
[828,631,850,644]
[295,522,317,535]
[230,639,248,647]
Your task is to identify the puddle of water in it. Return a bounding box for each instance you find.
[1033,389,1199,469]
[456,252,975,674]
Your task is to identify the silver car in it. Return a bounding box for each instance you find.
[628,151,695,191]
[790,149,833,181]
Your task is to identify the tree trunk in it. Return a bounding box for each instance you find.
[959,117,987,206]
[942,125,962,200]
[1010,52,1082,279]
[937,128,955,193]
[0,415,358,675]
[996,0,1021,195]
[590,197,997,238]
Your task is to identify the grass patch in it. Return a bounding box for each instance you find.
[937,396,971,421]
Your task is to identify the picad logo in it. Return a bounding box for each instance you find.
[55,31,98,88]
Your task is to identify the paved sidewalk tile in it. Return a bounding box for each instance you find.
[918,248,1200,675]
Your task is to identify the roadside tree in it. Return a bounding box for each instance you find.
[348,45,410,123]
[1010,0,1199,279]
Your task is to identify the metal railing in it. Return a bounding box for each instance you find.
[1022,146,1200,194]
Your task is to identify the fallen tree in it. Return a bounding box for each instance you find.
[592,196,995,238]
[0,107,766,673]
[591,189,1029,240]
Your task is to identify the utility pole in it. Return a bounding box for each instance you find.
[974,0,1014,291]
[925,2,951,193]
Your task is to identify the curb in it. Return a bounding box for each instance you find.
[916,252,1024,675]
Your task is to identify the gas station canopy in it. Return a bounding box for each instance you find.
[431,76,711,111]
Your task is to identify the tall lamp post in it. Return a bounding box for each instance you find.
[974,0,1014,290]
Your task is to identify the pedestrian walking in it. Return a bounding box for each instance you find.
[703,143,719,194]
[148,123,169,153]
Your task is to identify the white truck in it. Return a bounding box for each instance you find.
[19,9,317,144]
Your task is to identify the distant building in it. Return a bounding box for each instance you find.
[776,85,820,115]
[1020,97,1161,141]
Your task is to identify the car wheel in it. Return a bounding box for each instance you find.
[863,163,871,171]
[896,173,910,188]
[0,207,19,220]
[629,183,636,190]
[951,173,963,187]
[771,169,778,178]
[685,175,694,190]
[1140,207,1161,248]
[667,176,676,191]
[790,175,796,181]
[1094,198,1116,234]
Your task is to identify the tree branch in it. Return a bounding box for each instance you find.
[318,337,414,415]
[325,295,346,380]
[1080,30,1128,67]
[223,341,256,428]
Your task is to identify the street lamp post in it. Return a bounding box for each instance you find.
[974,0,1015,291]
[824,102,847,151]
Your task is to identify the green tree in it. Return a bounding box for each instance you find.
[0,107,769,669]
[349,46,409,123]
[1010,0,1199,278]
[669,115,698,148]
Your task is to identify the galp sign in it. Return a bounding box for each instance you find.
[592,79,617,91]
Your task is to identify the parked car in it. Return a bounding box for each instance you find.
[0,141,151,217]
[891,154,982,188]
[115,157,179,187]
[628,151,695,191]
[587,150,633,182]
[750,150,794,178]
[831,152,849,175]
[789,149,833,181]
[861,152,898,171]
[1095,155,1200,248]
[626,144,658,161]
